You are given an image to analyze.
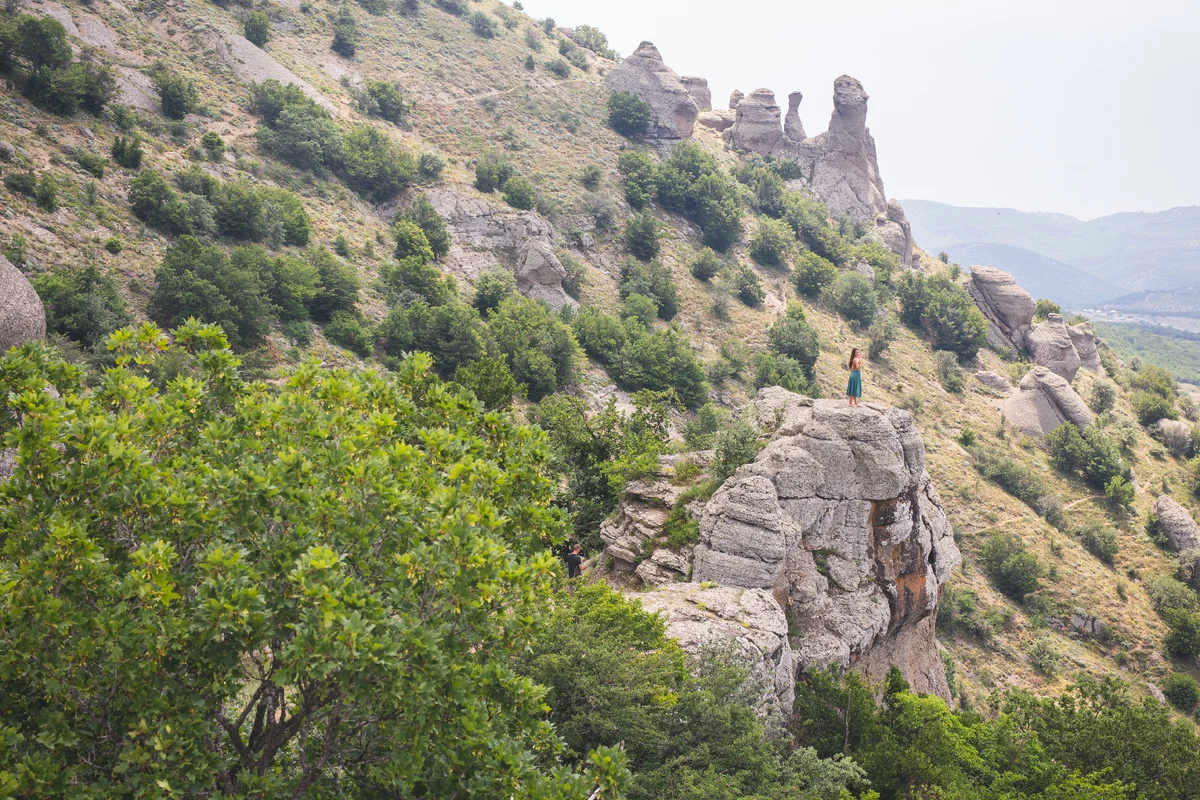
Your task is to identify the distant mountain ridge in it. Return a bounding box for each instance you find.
[903,200,1200,309]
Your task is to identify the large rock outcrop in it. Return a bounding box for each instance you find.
[966,266,1036,353]
[1,255,46,353]
[1068,321,1103,373]
[1000,366,1092,438]
[680,76,712,111]
[604,42,698,140]
[1153,496,1200,552]
[641,390,960,703]
[420,188,571,308]
[727,77,912,261]
[1026,314,1082,381]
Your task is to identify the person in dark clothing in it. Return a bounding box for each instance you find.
[565,543,583,578]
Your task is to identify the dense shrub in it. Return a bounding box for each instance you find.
[748,215,793,267]
[3,170,37,198]
[793,251,837,297]
[868,314,897,360]
[74,149,106,178]
[1034,297,1061,321]
[323,310,373,356]
[307,247,360,321]
[1045,422,1127,488]
[245,11,271,46]
[544,58,570,78]
[580,163,602,190]
[572,308,627,365]
[381,256,456,307]
[471,267,516,316]
[898,272,988,359]
[149,236,274,350]
[613,325,708,409]
[454,356,519,410]
[783,193,847,264]
[331,4,357,57]
[417,151,445,181]
[1163,673,1200,711]
[1164,608,1200,658]
[767,302,819,378]
[980,533,1043,601]
[713,420,760,480]
[1078,522,1120,565]
[1132,390,1177,426]
[252,82,343,172]
[690,247,721,282]
[501,175,536,210]
[391,219,435,263]
[129,170,193,234]
[654,142,742,251]
[935,350,964,393]
[828,272,876,327]
[1131,363,1177,399]
[619,258,677,320]
[111,134,144,169]
[616,149,655,209]
[1091,379,1117,413]
[469,11,500,38]
[623,210,659,260]
[489,295,580,400]
[151,65,197,120]
[607,90,651,137]
[1,15,115,115]
[359,80,408,124]
[395,194,450,259]
[378,301,485,377]
[340,124,416,202]
[735,162,788,218]
[474,151,516,193]
[851,241,901,284]
[971,446,1047,504]
[34,175,58,211]
[753,352,816,396]
[621,293,658,329]
[33,265,131,348]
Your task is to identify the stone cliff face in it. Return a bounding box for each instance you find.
[0,255,45,353]
[611,389,961,707]
[1000,366,1093,439]
[603,42,699,141]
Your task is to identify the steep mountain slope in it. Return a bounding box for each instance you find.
[904,199,1200,304]
[3,0,1200,740]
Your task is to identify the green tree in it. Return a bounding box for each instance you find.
[613,325,709,409]
[489,295,581,400]
[323,309,374,356]
[0,330,627,798]
[245,11,271,46]
[619,258,677,320]
[307,247,361,321]
[767,301,820,378]
[617,149,656,209]
[690,247,722,282]
[1132,390,1177,426]
[502,175,537,210]
[748,215,793,267]
[475,150,516,193]
[1035,297,1062,321]
[331,4,358,56]
[472,267,517,315]
[33,265,131,348]
[151,64,197,119]
[980,533,1042,601]
[340,124,416,202]
[572,308,628,365]
[378,300,486,378]
[128,170,193,235]
[607,90,651,137]
[397,193,451,259]
[828,272,877,327]
[654,142,742,251]
[454,355,519,410]
[624,209,660,260]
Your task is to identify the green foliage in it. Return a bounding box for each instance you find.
[252,80,342,173]
[2,15,115,115]
[472,267,517,316]
[690,247,722,282]
[418,151,445,181]
[545,58,570,78]
[454,355,519,410]
[129,170,193,235]
[767,302,819,378]
[732,264,765,307]
[783,193,847,264]
[32,265,131,348]
[490,295,580,400]
[1091,379,1117,413]
[571,307,627,365]
[340,124,416,202]
[34,173,57,211]
[1078,522,1120,565]
[619,257,677,320]
[355,0,389,14]
[971,445,1047,504]
[607,90,651,137]
[524,53,536,71]
[111,133,144,169]
[1165,607,1200,657]
[1034,297,1062,321]
[868,313,897,360]
[381,257,456,307]
[898,272,989,359]
[623,209,660,260]
[936,349,964,393]
[1092,321,1200,385]
[392,218,436,263]
[3,169,37,198]
[331,4,357,56]
[1163,672,1200,711]
[828,271,877,327]
[748,215,793,267]
[502,175,536,210]
[74,149,106,178]
[735,161,788,217]
[0,334,631,797]
[1105,475,1135,510]
[360,80,409,124]
[148,236,273,350]
[103,235,123,254]
[436,0,468,13]
[397,193,451,259]
[714,420,760,480]
[474,150,516,193]
[850,241,901,285]
[617,149,656,209]
[1132,390,1177,426]
[572,25,618,59]
[323,309,373,356]
[1028,637,1061,677]
[151,63,197,120]
[244,10,271,46]
[654,142,743,251]
[378,300,485,378]
[753,351,816,396]
[307,247,360,321]
[470,10,500,38]
[621,293,658,329]
[1045,422,1127,489]
[793,251,837,297]
[580,163,603,190]
[980,532,1043,601]
[684,402,728,448]
[613,325,709,409]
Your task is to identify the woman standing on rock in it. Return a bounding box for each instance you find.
[846,347,863,407]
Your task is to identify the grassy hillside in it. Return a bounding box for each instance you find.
[3,0,1200,730]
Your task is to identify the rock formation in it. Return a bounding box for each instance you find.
[975,371,1014,395]
[639,584,794,719]
[730,89,784,155]
[697,110,736,133]
[421,188,571,308]
[600,469,691,584]
[1,255,46,353]
[1153,496,1200,551]
[1068,321,1103,373]
[604,42,699,140]
[965,266,1035,353]
[1026,314,1082,381]
[729,90,745,110]
[631,390,960,702]
[680,76,712,111]
[999,366,1093,438]
[783,91,805,142]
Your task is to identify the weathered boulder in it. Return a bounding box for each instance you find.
[1026,314,1082,381]
[1068,321,1103,373]
[1069,609,1108,639]
[1,254,46,353]
[697,109,736,133]
[639,583,794,719]
[730,89,784,154]
[876,200,913,267]
[690,389,961,700]
[420,188,571,308]
[1153,496,1200,551]
[975,371,1014,395]
[1000,366,1093,438]
[729,89,744,110]
[604,42,698,140]
[783,91,805,143]
[680,76,712,111]
[965,266,1035,353]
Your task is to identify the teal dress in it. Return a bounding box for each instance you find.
[847,368,862,398]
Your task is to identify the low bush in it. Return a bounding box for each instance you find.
[572,308,627,365]
[545,58,570,78]
[245,11,271,46]
[971,446,1047,504]
[472,267,516,316]
[3,170,38,198]
[377,301,484,377]
[111,134,144,169]
[690,248,722,282]
[580,163,602,190]
[732,265,764,308]
[469,11,500,38]
[1078,522,1120,565]
[793,251,837,297]
[897,272,988,359]
[868,314,897,360]
[151,64,197,120]
[307,247,360,321]
[624,210,659,260]
[1090,380,1117,413]
[713,421,759,480]
[454,356,519,410]
[1132,390,1177,426]
[936,350,964,393]
[1163,673,1200,712]
[75,150,106,178]
[33,265,131,348]
[748,216,793,267]
[828,272,876,327]
[767,302,819,378]
[359,81,409,125]
[1045,422,1127,488]
[323,310,373,357]
[617,150,656,209]
[501,176,536,210]
[980,533,1042,601]
[418,152,445,181]
[1165,608,1200,658]
[474,151,516,194]
[619,258,677,320]
[331,5,357,57]
[607,90,651,137]
[654,142,742,251]
[1034,298,1061,322]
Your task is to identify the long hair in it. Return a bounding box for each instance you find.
[847,347,860,369]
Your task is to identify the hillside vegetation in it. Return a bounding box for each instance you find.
[3,0,1200,797]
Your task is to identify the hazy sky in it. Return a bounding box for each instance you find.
[516,0,1200,220]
